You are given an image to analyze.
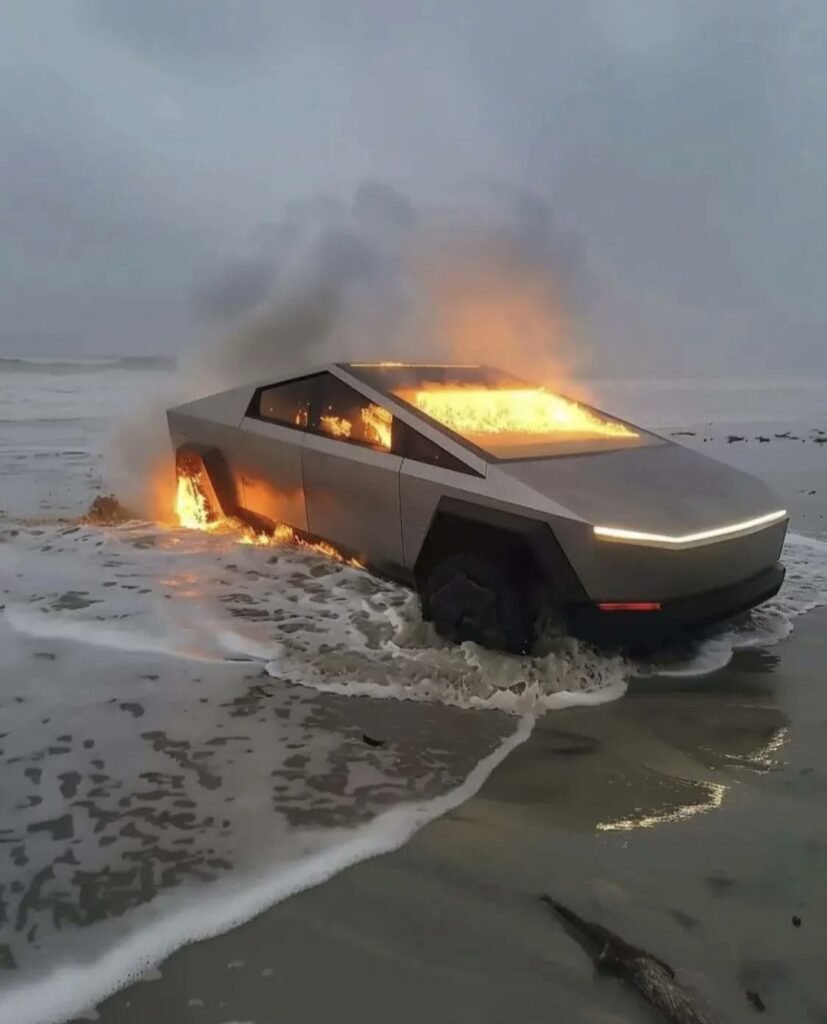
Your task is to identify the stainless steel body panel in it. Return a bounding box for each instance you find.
[236,418,307,530]
[399,459,584,571]
[571,520,787,603]
[168,411,239,454]
[167,411,248,490]
[504,443,780,536]
[302,433,404,566]
[169,385,253,429]
[168,362,789,618]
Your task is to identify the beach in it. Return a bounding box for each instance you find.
[91,606,827,1024]
[1,361,826,1024]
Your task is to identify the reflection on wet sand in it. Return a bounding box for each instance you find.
[596,778,729,833]
[595,690,789,832]
[486,671,790,837]
[83,608,827,1024]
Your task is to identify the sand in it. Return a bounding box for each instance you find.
[3,367,824,1024]
[86,599,827,1024]
[70,401,827,1024]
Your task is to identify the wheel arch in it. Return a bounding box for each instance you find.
[412,497,588,604]
[175,442,241,520]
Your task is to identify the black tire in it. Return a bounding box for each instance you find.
[421,551,535,654]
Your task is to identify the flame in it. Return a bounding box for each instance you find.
[397,386,637,441]
[238,522,362,566]
[320,415,352,438]
[361,404,393,449]
[350,362,479,368]
[176,473,218,531]
[176,471,361,566]
[320,404,392,450]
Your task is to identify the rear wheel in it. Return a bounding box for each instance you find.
[421,551,535,654]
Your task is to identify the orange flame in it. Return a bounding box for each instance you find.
[176,473,218,531]
[361,404,393,449]
[319,404,392,450]
[320,415,352,438]
[237,521,362,566]
[397,385,636,442]
[175,471,361,567]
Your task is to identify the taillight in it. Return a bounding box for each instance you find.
[597,602,662,612]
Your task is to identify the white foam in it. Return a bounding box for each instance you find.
[6,524,827,702]
[5,364,827,1024]
[3,522,826,1024]
[648,532,827,678]
[268,627,629,714]
[0,716,531,1024]
[3,603,223,663]
[1,524,630,713]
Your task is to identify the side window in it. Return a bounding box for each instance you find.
[317,374,392,450]
[395,421,476,474]
[253,377,318,428]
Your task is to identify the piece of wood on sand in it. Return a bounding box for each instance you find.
[540,894,717,1024]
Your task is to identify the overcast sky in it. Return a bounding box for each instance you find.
[1,1,825,376]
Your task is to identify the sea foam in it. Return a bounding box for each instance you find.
[2,522,825,1024]
[0,703,530,1024]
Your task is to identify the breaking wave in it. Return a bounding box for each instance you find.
[0,522,629,714]
[0,666,529,1024]
[0,356,176,375]
[1,522,825,1024]
[2,524,824,710]
[0,519,540,1024]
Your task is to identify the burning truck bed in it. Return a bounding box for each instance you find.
[167,362,787,653]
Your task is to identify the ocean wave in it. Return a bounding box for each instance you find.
[0,523,630,714]
[0,719,529,1024]
[1,524,825,1023]
[0,356,176,375]
[3,526,825,711]
[0,586,530,1024]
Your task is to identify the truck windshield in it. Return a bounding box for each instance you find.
[348,363,644,460]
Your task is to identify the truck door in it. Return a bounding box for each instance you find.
[236,375,319,531]
[302,372,404,569]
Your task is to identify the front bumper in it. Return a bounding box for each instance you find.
[567,561,785,649]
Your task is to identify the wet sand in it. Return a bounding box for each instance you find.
[89,602,827,1024]
[78,422,827,1024]
[0,383,816,1024]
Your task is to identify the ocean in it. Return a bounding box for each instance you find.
[1,356,826,1024]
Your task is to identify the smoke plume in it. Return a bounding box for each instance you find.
[108,182,586,519]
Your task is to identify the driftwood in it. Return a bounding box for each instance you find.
[541,894,716,1024]
[80,494,134,526]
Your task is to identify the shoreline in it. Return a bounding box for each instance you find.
[1,378,823,1024]
[85,603,827,1024]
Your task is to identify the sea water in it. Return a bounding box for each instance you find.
[1,358,826,1024]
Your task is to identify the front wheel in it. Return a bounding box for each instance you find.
[421,552,535,655]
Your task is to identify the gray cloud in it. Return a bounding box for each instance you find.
[185,181,585,403]
[1,1,825,374]
[83,0,285,74]
[0,61,209,355]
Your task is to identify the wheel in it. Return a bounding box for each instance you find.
[421,551,535,654]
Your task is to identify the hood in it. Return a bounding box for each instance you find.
[500,442,783,535]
